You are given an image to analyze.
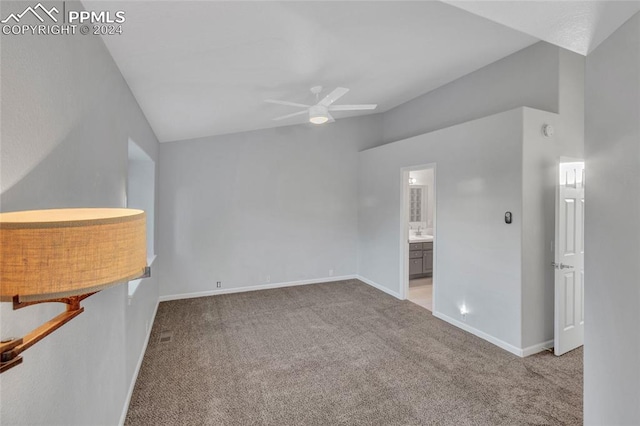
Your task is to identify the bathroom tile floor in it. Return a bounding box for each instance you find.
[409,277,432,311]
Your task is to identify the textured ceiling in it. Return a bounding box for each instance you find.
[443,0,640,55]
[96,1,538,142]
[95,1,640,142]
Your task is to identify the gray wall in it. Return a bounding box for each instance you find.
[0,14,590,422]
[360,108,527,350]
[157,41,584,355]
[558,49,585,159]
[375,41,584,352]
[158,116,383,299]
[359,107,562,354]
[381,42,560,144]
[157,41,583,304]
[0,2,160,424]
[520,109,559,348]
[584,12,640,425]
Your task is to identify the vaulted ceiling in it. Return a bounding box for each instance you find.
[444,0,640,56]
[94,1,640,142]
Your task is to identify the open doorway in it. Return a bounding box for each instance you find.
[401,165,436,312]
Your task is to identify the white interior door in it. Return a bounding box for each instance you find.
[554,162,585,356]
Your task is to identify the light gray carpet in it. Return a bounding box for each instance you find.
[126,279,582,425]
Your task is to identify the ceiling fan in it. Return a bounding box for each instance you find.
[265,86,377,124]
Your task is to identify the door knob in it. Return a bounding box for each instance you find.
[552,262,574,270]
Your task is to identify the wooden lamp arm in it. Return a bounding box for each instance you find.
[0,293,96,374]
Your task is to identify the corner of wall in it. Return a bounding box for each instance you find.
[558,48,585,159]
[584,11,640,424]
[521,108,559,349]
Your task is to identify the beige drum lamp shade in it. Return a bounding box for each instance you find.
[0,208,147,302]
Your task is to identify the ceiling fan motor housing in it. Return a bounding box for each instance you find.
[309,105,329,124]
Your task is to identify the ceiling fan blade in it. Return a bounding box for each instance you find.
[328,104,378,111]
[265,99,310,108]
[273,110,308,121]
[318,87,349,107]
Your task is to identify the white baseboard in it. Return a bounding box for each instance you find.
[521,339,554,357]
[355,275,402,299]
[119,299,159,426]
[432,311,527,357]
[158,275,358,302]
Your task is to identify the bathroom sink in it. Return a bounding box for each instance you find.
[409,234,433,242]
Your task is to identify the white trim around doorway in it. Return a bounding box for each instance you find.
[400,164,437,311]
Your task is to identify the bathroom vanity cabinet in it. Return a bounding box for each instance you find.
[409,242,433,278]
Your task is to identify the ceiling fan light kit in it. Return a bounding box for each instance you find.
[309,105,329,124]
[265,86,377,125]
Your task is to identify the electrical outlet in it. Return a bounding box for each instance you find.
[216,281,221,288]
[266,275,270,283]
[329,269,334,277]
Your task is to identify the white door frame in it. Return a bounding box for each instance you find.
[400,163,437,309]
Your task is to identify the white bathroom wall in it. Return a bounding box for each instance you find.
[158,115,383,299]
[359,108,525,350]
[0,2,160,424]
[584,12,640,425]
